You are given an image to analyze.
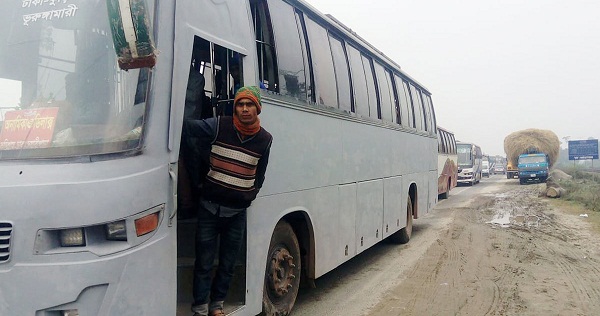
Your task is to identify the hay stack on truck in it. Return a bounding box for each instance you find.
[503,129,560,185]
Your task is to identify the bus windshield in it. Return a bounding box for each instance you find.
[0,1,149,160]
[457,144,473,167]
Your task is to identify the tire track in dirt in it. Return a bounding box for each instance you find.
[404,222,465,315]
[531,214,600,313]
[486,184,600,315]
[370,204,508,316]
[369,181,600,316]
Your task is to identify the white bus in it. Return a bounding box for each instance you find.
[456,142,483,186]
[437,127,457,199]
[0,0,438,315]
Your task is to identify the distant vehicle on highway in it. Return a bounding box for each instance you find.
[457,142,483,186]
[482,161,490,177]
[492,164,506,175]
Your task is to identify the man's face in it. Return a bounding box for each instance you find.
[234,98,258,125]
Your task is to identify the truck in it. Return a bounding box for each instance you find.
[503,129,560,184]
[506,160,518,179]
[517,152,550,184]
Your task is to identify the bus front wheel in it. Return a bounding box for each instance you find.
[263,221,301,316]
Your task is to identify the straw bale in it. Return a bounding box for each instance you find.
[503,129,560,167]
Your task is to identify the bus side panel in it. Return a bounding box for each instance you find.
[429,170,438,212]
[383,176,403,239]
[305,186,340,276]
[339,183,358,260]
[259,104,345,195]
[340,120,398,183]
[355,180,384,254]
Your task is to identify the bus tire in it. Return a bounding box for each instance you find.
[390,196,413,244]
[263,221,301,316]
[439,190,448,200]
[440,179,451,199]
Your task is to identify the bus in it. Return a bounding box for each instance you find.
[0,0,438,315]
[456,142,483,186]
[437,127,457,199]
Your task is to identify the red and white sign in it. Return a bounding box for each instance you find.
[0,107,59,150]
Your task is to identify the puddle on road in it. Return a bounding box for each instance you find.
[487,209,511,227]
[485,190,543,228]
[487,209,541,228]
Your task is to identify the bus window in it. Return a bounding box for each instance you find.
[389,71,401,125]
[328,35,352,112]
[373,62,394,123]
[451,134,457,154]
[408,83,425,131]
[444,132,451,154]
[361,55,379,119]
[188,36,243,117]
[347,45,369,117]
[424,94,437,133]
[401,80,415,128]
[304,17,338,107]
[419,90,434,134]
[250,0,279,92]
[267,0,308,100]
[394,75,410,127]
[294,10,315,103]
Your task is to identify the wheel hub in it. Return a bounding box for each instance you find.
[267,247,297,298]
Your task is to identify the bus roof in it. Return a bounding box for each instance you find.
[437,126,455,135]
[289,0,432,94]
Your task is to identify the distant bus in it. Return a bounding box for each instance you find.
[0,1,438,315]
[456,142,483,185]
[437,127,457,198]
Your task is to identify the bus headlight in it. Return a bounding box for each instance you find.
[35,204,164,255]
[59,228,86,247]
[106,220,127,241]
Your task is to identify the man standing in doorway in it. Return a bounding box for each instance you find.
[183,86,273,316]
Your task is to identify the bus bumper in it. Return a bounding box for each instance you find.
[0,232,175,315]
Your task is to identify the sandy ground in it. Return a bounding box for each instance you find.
[368,181,600,316]
[176,175,600,315]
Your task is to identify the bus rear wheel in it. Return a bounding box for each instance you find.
[390,196,413,244]
[440,179,452,199]
[263,221,301,316]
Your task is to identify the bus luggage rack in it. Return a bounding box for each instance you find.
[0,222,13,263]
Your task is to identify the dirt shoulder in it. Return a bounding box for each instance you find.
[369,182,600,316]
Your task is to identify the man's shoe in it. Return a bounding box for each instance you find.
[209,309,225,316]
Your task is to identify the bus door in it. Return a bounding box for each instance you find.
[174,35,246,315]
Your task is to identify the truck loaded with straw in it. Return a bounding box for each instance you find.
[504,129,560,185]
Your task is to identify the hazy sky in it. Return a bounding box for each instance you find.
[308,0,600,156]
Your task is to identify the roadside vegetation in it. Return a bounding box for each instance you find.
[556,167,600,212]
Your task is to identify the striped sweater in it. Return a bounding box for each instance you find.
[183,116,272,208]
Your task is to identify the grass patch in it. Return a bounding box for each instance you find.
[555,168,600,212]
[547,199,600,233]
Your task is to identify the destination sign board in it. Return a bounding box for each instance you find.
[568,139,599,160]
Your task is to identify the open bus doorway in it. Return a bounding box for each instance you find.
[176,36,246,315]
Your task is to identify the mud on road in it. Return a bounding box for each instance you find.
[370,182,600,316]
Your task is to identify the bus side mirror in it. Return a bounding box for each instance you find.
[106,0,156,70]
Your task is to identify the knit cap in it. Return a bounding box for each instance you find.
[233,86,262,114]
